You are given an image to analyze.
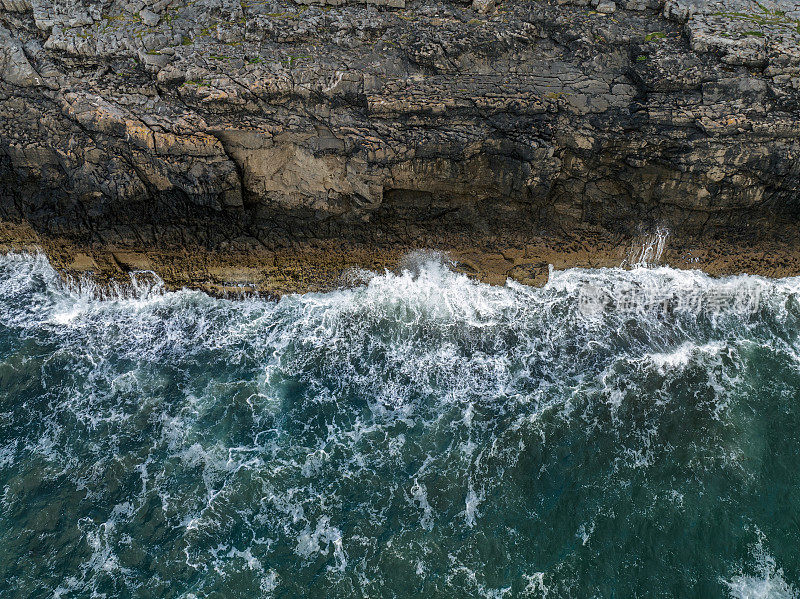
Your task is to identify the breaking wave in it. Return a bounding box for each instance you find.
[723,533,798,599]
[0,252,798,598]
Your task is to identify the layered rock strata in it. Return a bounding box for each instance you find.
[1,0,800,293]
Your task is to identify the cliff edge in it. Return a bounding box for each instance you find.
[2,0,800,293]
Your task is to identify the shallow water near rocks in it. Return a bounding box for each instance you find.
[0,252,798,598]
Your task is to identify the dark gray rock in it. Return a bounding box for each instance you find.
[1,0,800,256]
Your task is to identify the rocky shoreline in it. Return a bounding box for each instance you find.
[2,0,800,294]
[4,220,800,297]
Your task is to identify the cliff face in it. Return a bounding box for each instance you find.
[1,0,800,292]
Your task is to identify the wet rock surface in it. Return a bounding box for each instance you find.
[1,0,800,292]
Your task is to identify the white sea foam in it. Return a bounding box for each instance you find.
[643,341,726,373]
[464,485,484,528]
[522,572,550,597]
[724,539,798,599]
[409,479,435,531]
[575,520,595,546]
[2,251,800,596]
[295,515,347,571]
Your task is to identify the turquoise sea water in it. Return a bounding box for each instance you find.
[0,251,798,598]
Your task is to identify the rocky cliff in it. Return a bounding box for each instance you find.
[1,0,800,293]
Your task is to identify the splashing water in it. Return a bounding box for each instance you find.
[0,252,798,598]
[628,227,670,267]
[723,532,798,599]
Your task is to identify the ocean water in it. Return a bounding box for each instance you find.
[0,251,798,598]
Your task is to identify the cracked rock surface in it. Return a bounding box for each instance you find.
[1,0,800,292]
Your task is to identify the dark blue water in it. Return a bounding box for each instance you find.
[0,252,797,598]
